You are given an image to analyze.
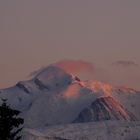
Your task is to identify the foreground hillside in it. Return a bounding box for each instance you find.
[23,121,140,140]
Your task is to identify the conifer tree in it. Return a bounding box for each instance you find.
[0,99,24,140]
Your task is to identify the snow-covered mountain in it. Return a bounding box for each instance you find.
[0,65,140,139]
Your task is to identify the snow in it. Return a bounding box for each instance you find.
[34,65,73,92]
[0,65,140,139]
[22,121,140,140]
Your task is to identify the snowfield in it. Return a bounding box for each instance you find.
[23,121,140,140]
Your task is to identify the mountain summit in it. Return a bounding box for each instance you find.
[33,65,74,92]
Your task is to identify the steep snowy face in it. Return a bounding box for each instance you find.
[73,96,137,123]
[33,65,74,92]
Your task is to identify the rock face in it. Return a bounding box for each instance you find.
[73,96,137,123]
[16,82,31,94]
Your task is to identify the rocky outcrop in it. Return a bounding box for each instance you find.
[16,82,30,94]
[73,96,137,123]
[34,78,50,91]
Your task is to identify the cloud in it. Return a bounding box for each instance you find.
[55,59,94,75]
[29,59,95,78]
[112,60,139,67]
[63,84,80,99]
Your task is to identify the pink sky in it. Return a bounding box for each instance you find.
[0,0,140,90]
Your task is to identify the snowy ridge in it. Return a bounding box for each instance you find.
[73,96,137,123]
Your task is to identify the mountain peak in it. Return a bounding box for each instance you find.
[32,65,74,91]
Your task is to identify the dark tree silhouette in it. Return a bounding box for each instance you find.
[0,99,24,140]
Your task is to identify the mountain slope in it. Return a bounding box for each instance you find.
[73,96,137,123]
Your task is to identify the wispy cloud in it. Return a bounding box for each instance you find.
[29,59,95,78]
[55,59,94,74]
[112,60,139,67]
